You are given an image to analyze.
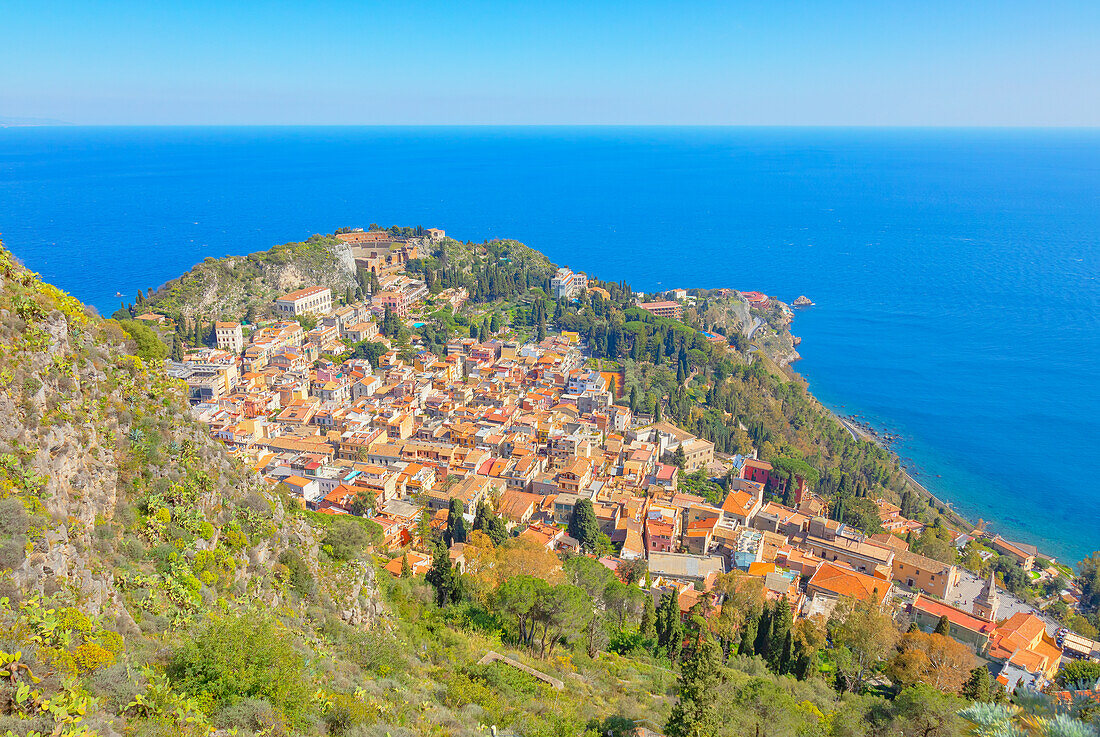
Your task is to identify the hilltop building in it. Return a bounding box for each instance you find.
[551,267,588,299]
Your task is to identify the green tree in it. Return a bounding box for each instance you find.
[532,584,589,658]
[444,497,469,547]
[426,542,460,607]
[1055,659,1100,687]
[890,684,965,737]
[767,597,792,673]
[934,614,951,636]
[639,594,656,640]
[400,552,412,578]
[472,500,508,546]
[739,610,759,656]
[1077,551,1100,615]
[961,665,991,702]
[118,319,168,363]
[665,633,722,737]
[349,489,376,517]
[656,590,683,663]
[568,499,600,553]
[831,595,900,692]
[496,574,546,649]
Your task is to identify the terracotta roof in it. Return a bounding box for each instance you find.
[807,562,890,604]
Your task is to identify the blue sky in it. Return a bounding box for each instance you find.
[3,0,1099,125]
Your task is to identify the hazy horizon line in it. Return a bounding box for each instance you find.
[4,121,1100,130]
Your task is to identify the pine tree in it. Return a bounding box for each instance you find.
[568,499,599,553]
[934,615,951,636]
[171,335,185,362]
[961,665,992,702]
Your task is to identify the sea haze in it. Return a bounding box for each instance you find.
[1,126,1097,563]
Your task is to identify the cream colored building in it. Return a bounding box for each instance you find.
[276,286,332,318]
[215,321,244,353]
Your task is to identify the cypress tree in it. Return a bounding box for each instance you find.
[400,552,411,578]
[656,590,682,663]
[768,598,793,672]
[640,595,656,640]
[779,630,794,675]
[425,542,459,606]
[739,611,759,656]
[934,615,951,636]
[568,499,599,553]
[754,603,773,659]
[444,497,469,547]
[665,633,721,737]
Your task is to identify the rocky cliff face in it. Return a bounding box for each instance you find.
[0,243,385,735]
[145,234,358,322]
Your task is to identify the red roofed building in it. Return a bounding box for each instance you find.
[636,301,683,320]
[988,612,1063,682]
[806,561,892,606]
[908,593,996,653]
[741,458,773,485]
[740,291,770,309]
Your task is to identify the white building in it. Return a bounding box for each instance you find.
[214,321,244,353]
[275,286,332,318]
[551,267,588,300]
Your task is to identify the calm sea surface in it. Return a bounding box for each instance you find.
[1,126,1097,563]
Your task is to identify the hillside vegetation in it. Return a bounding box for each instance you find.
[7,232,1097,737]
[144,235,358,323]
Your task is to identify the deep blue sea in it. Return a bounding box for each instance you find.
[1,126,1097,564]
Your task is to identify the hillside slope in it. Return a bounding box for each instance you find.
[0,243,383,736]
[144,234,358,322]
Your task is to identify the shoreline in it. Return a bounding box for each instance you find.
[820,376,1066,563]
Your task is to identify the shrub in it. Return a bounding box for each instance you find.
[278,549,314,598]
[168,613,313,728]
[0,498,28,536]
[322,519,370,561]
[214,697,287,735]
[0,537,26,571]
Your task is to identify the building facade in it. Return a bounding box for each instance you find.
[276,286,333,317]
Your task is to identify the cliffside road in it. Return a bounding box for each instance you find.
[747,316,764,340]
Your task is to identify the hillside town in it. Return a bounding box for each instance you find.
[157,232,1100,706]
